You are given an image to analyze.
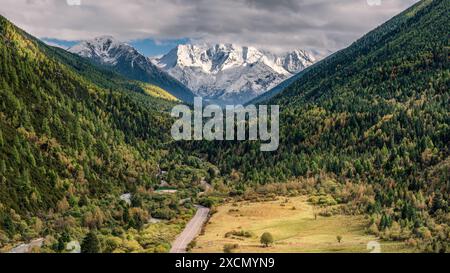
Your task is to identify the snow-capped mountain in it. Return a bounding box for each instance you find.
[152,44,316,104]
[68,36,194,103]
[68,36,130,65]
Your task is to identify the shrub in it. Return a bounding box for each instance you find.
[223,244,239,253]
[308,195,338,206]
[198,197,216,208]
[186,240,197,252]
[224,230,253,238]
[152,208,176,220]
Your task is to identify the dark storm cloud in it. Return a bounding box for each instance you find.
[0,0,419,54]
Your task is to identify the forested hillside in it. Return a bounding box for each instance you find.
[0,15,215,252]
[0,0,448,253]
[183,0,449,252]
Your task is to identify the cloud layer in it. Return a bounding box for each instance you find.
[0,0,419,54]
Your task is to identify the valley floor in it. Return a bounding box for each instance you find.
[192,196,415,253]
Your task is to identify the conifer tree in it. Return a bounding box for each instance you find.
[81,231,100,253]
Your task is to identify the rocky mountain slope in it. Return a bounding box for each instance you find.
[152,44,315,104]
[69,36,194,103]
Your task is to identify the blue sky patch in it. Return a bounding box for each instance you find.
[41,37,189,57]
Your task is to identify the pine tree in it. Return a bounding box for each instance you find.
[0,159,6,174]
[42,118,51,136]
[0,129,4,147]
[81,231,100,253]
[2,213,15,236]
[431,192,447,214]
[12,146,20,164]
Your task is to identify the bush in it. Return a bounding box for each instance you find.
[152,208,176,220]
[198,197,216,208]
[308,195,337,206]
[186,240,197,252]
[223,244,239,253]
[224,230,253,238]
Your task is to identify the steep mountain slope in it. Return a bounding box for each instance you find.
[152,44,315,104]
[183,0,449,251]
[68,36,195,103]
[249,69,306,105]
[41,43,179,106]
[0,15,214,251]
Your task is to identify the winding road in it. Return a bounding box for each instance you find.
[170,206,210,253]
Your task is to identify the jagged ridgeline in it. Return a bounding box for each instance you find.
[181,0,449,249]
[0,14,214,246]
[67,36,196,103]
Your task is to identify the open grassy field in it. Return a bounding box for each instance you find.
[192,196,415,253]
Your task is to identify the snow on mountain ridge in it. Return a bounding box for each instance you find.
[68,36,137,65]
[68,37,195,103]
[157,44,292,75]
[68,37,316,105]
[152,44,316,104]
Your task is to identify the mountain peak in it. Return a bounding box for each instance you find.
[68,36,134,65]
[68,37,195,103]
[93,35,116,41]
[280,49,316,74]
[152,43,316,104]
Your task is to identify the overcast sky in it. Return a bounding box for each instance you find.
[0,0,419,56]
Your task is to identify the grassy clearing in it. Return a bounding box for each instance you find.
[193,196,415,253]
